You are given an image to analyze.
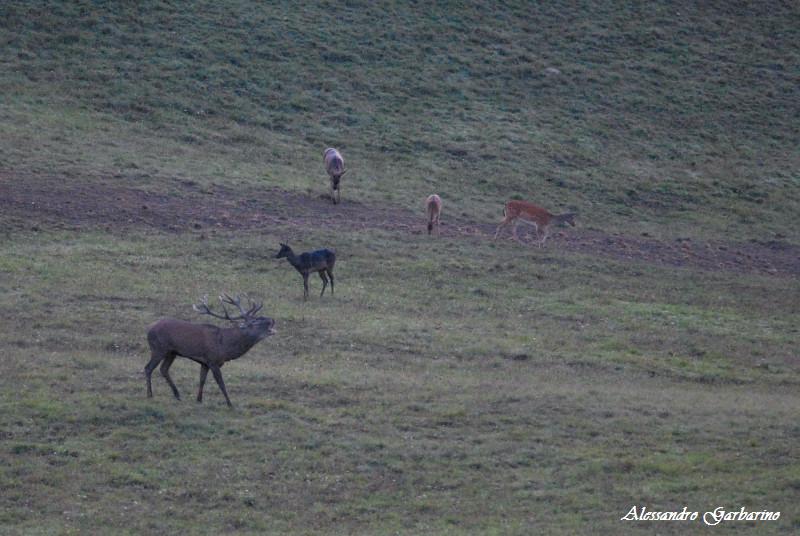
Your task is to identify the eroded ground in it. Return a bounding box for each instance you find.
[2,172,798,277]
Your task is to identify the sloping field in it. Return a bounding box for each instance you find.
[1,1,798,534]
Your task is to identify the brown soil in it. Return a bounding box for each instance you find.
[2,172,798,277]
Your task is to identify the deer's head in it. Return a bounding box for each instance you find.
[275,243,292,259]
[194,294,276,340]
[331,168,346,188]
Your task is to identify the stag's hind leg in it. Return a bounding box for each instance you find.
[160,354,181,400]
[197,364,209,402]
[144,351,167,398]
[209,364,232,407]
[327,268,334,295]
[318,270,329,297]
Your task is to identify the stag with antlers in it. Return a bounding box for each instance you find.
[144,294,275,407]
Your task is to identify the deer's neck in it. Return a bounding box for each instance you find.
[285,251,304,271]
[219,327,260,361]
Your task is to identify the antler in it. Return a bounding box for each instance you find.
[193,295,238,321]
[220,292,263,319]
[194,294,263,323]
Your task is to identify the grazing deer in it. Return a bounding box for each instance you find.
[425,194,442,236]
[145,294,275,407]
[323,147,347,204]
[276,243,336,300]
[494,200,576,247]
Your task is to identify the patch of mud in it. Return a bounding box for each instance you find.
[1,172,798,277]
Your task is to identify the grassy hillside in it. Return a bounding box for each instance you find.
[1,226,798,534]
[1,1,799,534]
[2,0,799,239]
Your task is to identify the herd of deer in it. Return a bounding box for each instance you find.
[145,148,577,406]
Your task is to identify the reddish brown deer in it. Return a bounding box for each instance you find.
[494,200,576,247]
[145,294,275,407]
[425,194,442,236]
[323,147,347,204]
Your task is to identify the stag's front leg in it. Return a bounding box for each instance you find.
[197,364,209,402]
[302,273,310,301]
[209,364,233,407]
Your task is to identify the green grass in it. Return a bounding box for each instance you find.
[1,228,798,534]
[2,0,799,241]
[1,1,799,534]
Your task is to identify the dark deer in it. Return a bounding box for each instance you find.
[323,147,347,204]
[276,243,336,300]
[145,294,276,407]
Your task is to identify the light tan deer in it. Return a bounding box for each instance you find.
[494,200,576,247]
[425,194,442,235]
[323,148,347,204]
[145,294,275,407]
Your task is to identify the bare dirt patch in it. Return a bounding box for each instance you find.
[2,172,798,277]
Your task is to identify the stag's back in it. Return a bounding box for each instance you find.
[148,318,222,359]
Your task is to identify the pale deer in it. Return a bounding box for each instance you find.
[276,243,336,300]
[494,200,576,247]
[145,294,275,407]
[425,194,442,235]
[323,147,347,204]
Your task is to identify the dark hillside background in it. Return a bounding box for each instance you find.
[2,0,798,239]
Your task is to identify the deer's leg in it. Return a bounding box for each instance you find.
[209,364,232,407]
[144,351,166,398]
[302,273,310,301]
[160,354,181,400]
[539,225,550,248]
[197,364,209,402]
[512,221,523,243]
[318,270,328,297]
[530,222,540,246]
[493,219,508,240]
[327,268,334,295]
[330,180,338,204]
